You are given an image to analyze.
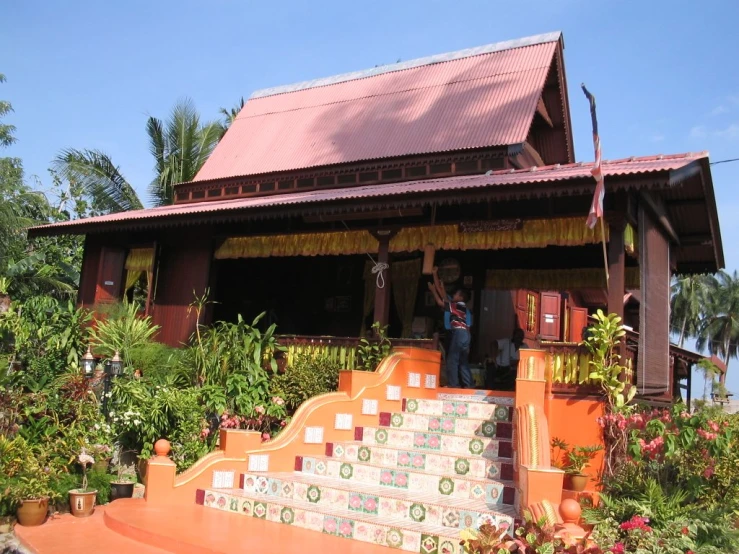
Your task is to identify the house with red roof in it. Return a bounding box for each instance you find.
[26,31,725,551]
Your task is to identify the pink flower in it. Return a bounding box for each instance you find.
[443,403,454,414]
[708,421,720,432]
[703,467,715,479]
[415,435,425,447]
[398,453,410,465]
[364,498,377,512]
[280,420,287,427]
[381,471,393,484]
[429,419,441,430]
[610,543,625,554]
[620,515,652,533]
[200,428,211,439]
[428,436,440,448]
[324,519,337,533]
[261,433,270,442]
[442,419,454,431]
[680,411,690,419]
[339,522,352,536]
[412,455,424,467]
[456,405,467,416]
[272,396,285,406]
[255,406,265,415]
[349,495,362,509]
[394,473,408,487]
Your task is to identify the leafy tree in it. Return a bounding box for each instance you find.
[670,274,710,347]
[219,97,244,132]
[53,98,224,211]
[697,270,739,376]
[0,73,16,148]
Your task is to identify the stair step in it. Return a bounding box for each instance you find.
[239,472,513,524]
[325,441,514,481]
[404,397,513,421]
[294,456,515,505]
[355,426,513,460]
[380,411,513,439]
[198,484,514,553]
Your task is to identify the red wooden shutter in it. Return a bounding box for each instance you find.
[569,307,589,343]
[539,292,562,341]
[638,207,671,396]
[93,247,126,305]
[515,289,528,331]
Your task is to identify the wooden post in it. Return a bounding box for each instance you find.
[373,233,392,327]
[607,220,626,319]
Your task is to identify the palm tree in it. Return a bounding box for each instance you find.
[53,98,223,211]
[670,274,710,347]
[696,358,721,402]
[697,270,739,377]
[219,97,245,132]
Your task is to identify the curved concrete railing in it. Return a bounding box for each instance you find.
[145,347,442,505]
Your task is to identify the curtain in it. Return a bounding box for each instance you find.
[360,261,376,336]
[391,259,422,338]
[124,248,155,292]
[214,217,613,260]
[624,223,638,257]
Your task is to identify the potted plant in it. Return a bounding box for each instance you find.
[69,450,98,517]
[110,450,136,501]
[551,438,603,492]
[7,473,55,527]
[90,443,113,473]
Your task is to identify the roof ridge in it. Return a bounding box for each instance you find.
[249,31,562,100]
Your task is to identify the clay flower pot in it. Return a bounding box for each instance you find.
[69,489,97,517]
[110,482,135,501]
[567,473,589,492]
[16,497,49,526]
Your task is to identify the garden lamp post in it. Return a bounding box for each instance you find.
[102,351,123,418]
[81,345,95,378]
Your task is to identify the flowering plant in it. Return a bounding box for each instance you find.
[77,450,95,492]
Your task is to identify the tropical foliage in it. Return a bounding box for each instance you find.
[53,98,224,211]
[671,270,739,382]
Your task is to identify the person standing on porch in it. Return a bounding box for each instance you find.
[486,328,527,390]
[427,268,473,388]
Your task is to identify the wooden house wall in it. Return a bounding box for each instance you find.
[151,228,214,347]
[77,234,102,307]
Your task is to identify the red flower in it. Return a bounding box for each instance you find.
[261,432,270,442]
[681,527,689,535]
[610,543,625,554]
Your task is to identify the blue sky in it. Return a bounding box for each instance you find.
[4,0,739,398]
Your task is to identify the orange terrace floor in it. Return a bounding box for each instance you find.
[14,499,406,554]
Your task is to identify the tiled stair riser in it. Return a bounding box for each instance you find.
[403,398,513,421]
[326,441,514,481]
[240,473,513,529]
[295,457,514,505]
[198,488,467,553]
[356,426,514,459]
[381,411,513,439]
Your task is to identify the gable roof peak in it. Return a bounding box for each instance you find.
[250,31,563,100]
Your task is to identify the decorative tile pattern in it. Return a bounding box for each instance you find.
[424,374,437,389]
[248,454,269,472]
[408,372,421,387]
[335,413,353,430]
[212,470,235,489]
[386,385,401,401]
[304,426,325,444]
[362,399,378,415]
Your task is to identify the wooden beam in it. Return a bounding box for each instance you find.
[370,229,398,328]
[640,191,681,245]
[303,207,423,223]
[608,220,626,319]
[522,142,546,167]
[536,97,554,128]
[665,197,705,207]
[680,233,713,246]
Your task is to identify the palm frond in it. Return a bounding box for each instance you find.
[52,148,143,213]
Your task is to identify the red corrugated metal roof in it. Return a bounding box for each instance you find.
[194,34,561,181]
[29,153,706,236]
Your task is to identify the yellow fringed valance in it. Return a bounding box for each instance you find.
[125,248,155,272]
[485,267,641,290]
[214,217,613,259]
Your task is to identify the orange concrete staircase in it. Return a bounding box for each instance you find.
[136,348,565,553]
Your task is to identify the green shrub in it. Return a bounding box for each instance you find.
[272,354,341,412]
[128,342,184,383]
[87,469,115,504]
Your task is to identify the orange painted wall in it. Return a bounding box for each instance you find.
[547,394,605,489]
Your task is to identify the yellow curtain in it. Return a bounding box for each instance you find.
[124,248,154,292]
[360,261,376,336]
[215,217,611,260]
[391,259,422,338]
[624,223,637,257]
[485,267,640,290]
